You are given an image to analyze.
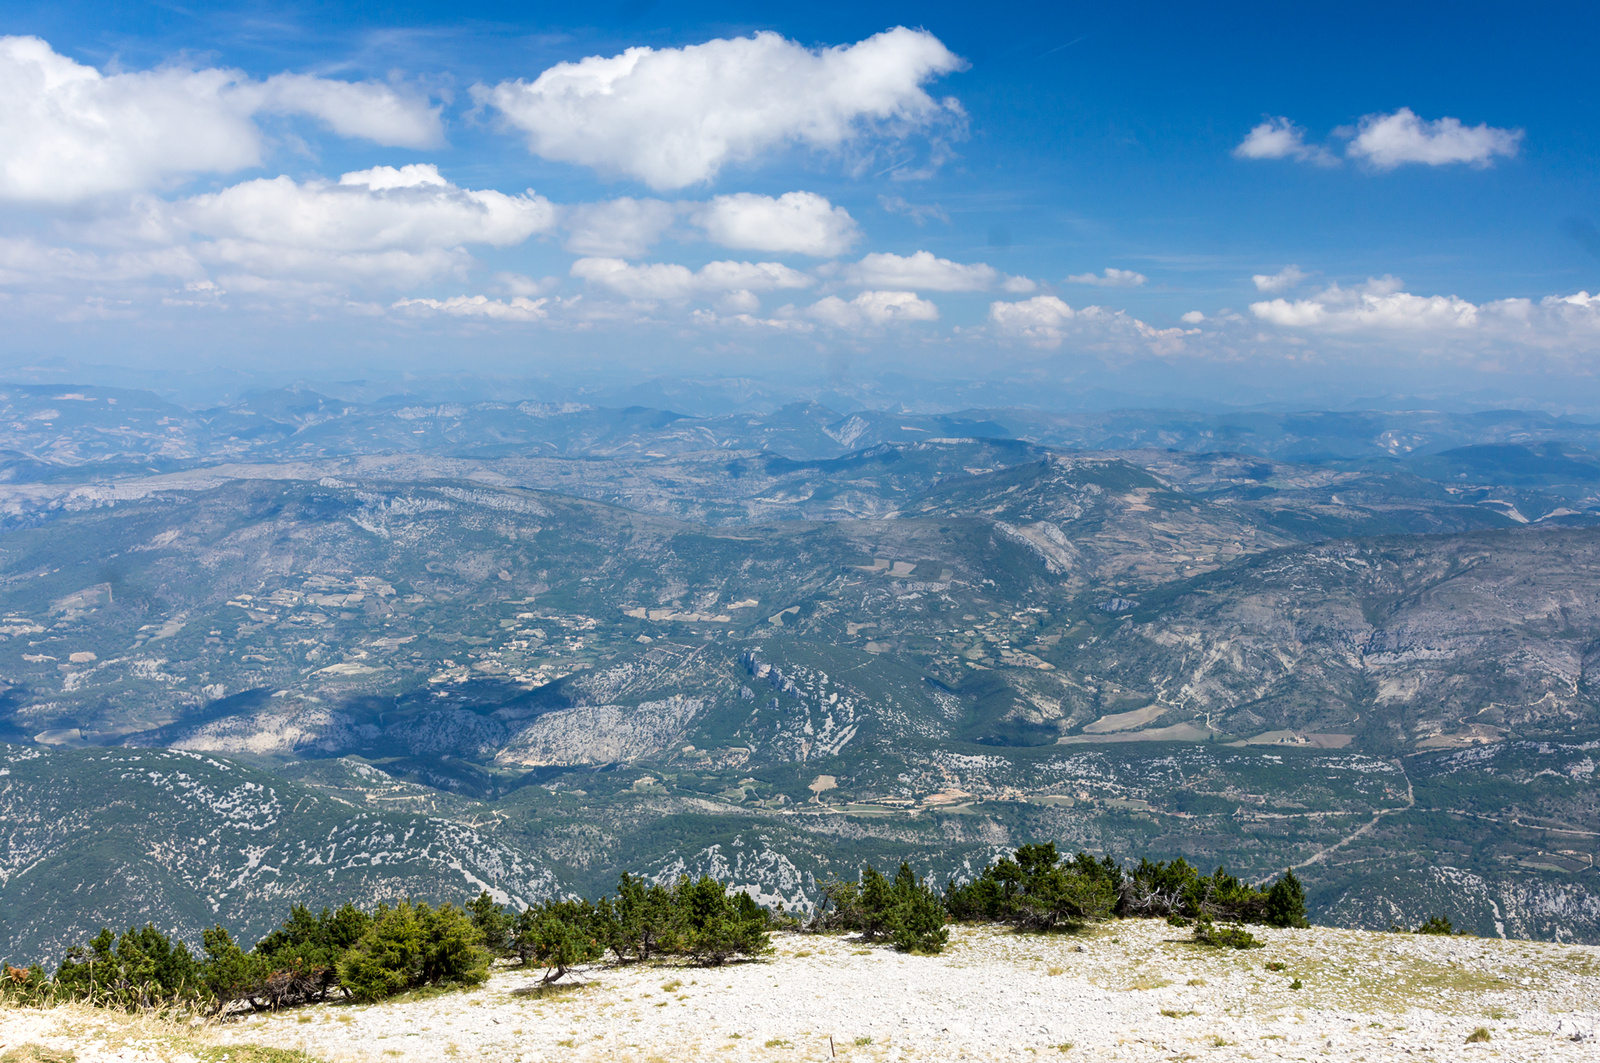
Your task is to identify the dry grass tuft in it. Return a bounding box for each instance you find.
[0,1046,77,1063]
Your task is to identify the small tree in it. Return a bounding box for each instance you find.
[673,876,771,965]
[1263,870,1309,929]
[337,900,490,1002]
[947,845,1115,932]
[857,866,897,941]
[886,864,948,954]
[53,924,202,1011]
[250,903,372,1006]
[467,891,514,957]
[810,876,864,933]
[607,873,684,962]
[201,926,268,1013]
[516,903,604,984]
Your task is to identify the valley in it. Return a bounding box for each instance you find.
[1,387,1598,962]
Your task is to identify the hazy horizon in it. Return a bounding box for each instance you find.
[0,0,1595,410]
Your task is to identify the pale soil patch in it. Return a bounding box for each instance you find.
[1059,721,1211,744]
[5,921,1598,1062]
[1081,704,1168,733]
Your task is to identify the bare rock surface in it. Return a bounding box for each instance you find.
[4,920,1599,1062]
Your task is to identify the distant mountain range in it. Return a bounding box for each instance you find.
[1,383,1598,962]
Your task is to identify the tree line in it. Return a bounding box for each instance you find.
[0,872,784,1014]
[0,845,1311,1014]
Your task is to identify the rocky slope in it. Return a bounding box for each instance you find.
[3,921,1598,1062]
[0,746,559,964]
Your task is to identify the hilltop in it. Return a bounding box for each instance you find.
[2,921,1598,1062]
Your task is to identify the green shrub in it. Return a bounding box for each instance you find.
[813,862,947,953]
[605,872,685,962]
[0,963,50,1007]
[886,864,949,954]
[1190,917,1263,949]
[1118,859,1307,929]
[545,873,770,970]
[51,925,203,1010]
[675,876,772,965]
[1262,870,1309,929]
[515,900,605,983]
[337,900,489,1002]
[945,845,1118,932]
[466,892,514,957]
[243,903,372,1009]
[1415,916,1457,936]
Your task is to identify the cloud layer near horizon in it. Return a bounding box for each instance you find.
[0,25,1591,380]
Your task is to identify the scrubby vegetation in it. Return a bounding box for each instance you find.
[1189,917,1265,949]
[1413,916,1466,936]
[810,846,1308,954]
[812,862,949,953]
[0,846,1308,1018]
[0,900,489,1014]
[943,845,1307,933]
[508,873,779,980]
[0,874,779,1014]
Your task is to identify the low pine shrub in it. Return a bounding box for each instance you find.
[813,862,948,954]
[1190,917,1264,949]
[1,841,1313,1019]
[943,844,1119,933]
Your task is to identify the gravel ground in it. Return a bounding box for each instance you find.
[4,920,1598,1062]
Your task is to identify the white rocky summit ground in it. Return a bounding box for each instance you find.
[3,920,1598,1062]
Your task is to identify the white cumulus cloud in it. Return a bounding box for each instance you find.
[1243,278,1600,360]
[1234,117,1337,165]
[392,294,550,321]
[560,191,859,258]
[1066,267,1146,287]
[53,165,556,293]
[988,295,1197,352]
[839,250,1030,292]
[807,289,939,329]
[570,256,813,300]
[563,197,680,257]
[988,295,1086,347]
[1345,108,1522,169]
[693,192,860,257]
[1252,265,1309,292]
[691,308,814,332]
[1251,276,1482,330]
[177,165,556,252]
[1237,109,1522,171]
[244,73,442,148]
[479,27,964,189]
[0,35,443,202]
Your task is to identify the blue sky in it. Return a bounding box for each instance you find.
[0,0,1596,409]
